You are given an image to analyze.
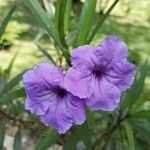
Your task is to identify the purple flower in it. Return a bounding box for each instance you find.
[23,63,86,134]
[65,36,136,111]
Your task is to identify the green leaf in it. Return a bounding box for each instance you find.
[0,71,24,95]
[64,0,73,32]
[135,140,148,150]
[129,110,150,120]
[0,76,6,92]
[35,130,60,150]
[36,44,56,65]
[43,0,55,19]
[134,121,150,144]
[73,0,97,47]
[0,121,5,150]
[13,129,22,150]
[64,122,92,150]
[55,0,68,48]
[130,91,150,113]
[0,5,16,40]
[25,0,61,48]
[63,131,77,150]
[114,129,122,150]
[122,61,148,111]
[75,122,92,150]
[25,0,71,65]
[4,50,19,80]
[88,0,119,43]
[124,122,135,150]
[0,88,25,104]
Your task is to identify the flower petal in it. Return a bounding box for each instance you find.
[96,36,128,68]
[86,77,121,111]
[65,67,93,98]
[40,99,73,134]
[41,94,86,134]
[25,97,51,115]
[66,95,86,125]
[71,45,97,71]
[106,60,136,91]
[23,62,64,115]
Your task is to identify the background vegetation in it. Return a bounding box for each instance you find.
[0,0,150,149]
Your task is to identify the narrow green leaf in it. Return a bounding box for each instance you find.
[13,129,22,150]
[130,91,150,113]
[0,76,6,92]
[129,110,150,120]
[25,0,71,65]
[0,71,24,95]
[76,122,92,150]
[25,0,60,47]
[88,0,119,43]
[4,50,19,80]
[0,5,16,40]
[122,61,148,111]
[63,131,77,150]
[0,88,25,104]
[73,0,97,47]
[35,130,60,150]
[43,0,55,19]
[36,44,56,65]
[134,121,150,144]
[0,121,5,150]
[55,0,68,48]
[124,122,135,150]
[64,0,73,32]
[64,122,92,150]
[114,129,122,150]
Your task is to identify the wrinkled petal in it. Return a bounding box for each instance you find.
[71,45,97,71]
[50,67,64,87]
[96,36,128,68]
[86,77,121,111]
[25,97,51,115]
[105,60,136,91]
[67,95,86,125]
[23,62,64,115]
[41,99,73,134]
[65,67,93,98]
[41,94,86,134]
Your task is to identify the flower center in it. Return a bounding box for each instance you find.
[92,68,104,78]
[57,88,67,98]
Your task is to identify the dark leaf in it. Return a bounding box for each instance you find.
[124,122,135,150]
[63,131,77,150]
[0,121,5,150]
[129,110,150,120]
[13,129,22,150]
[35,130,60,150]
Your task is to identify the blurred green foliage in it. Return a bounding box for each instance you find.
[0,0,150,150]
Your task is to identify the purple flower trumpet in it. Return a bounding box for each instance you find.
[23,63,86,134]
[65,36,136,111]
